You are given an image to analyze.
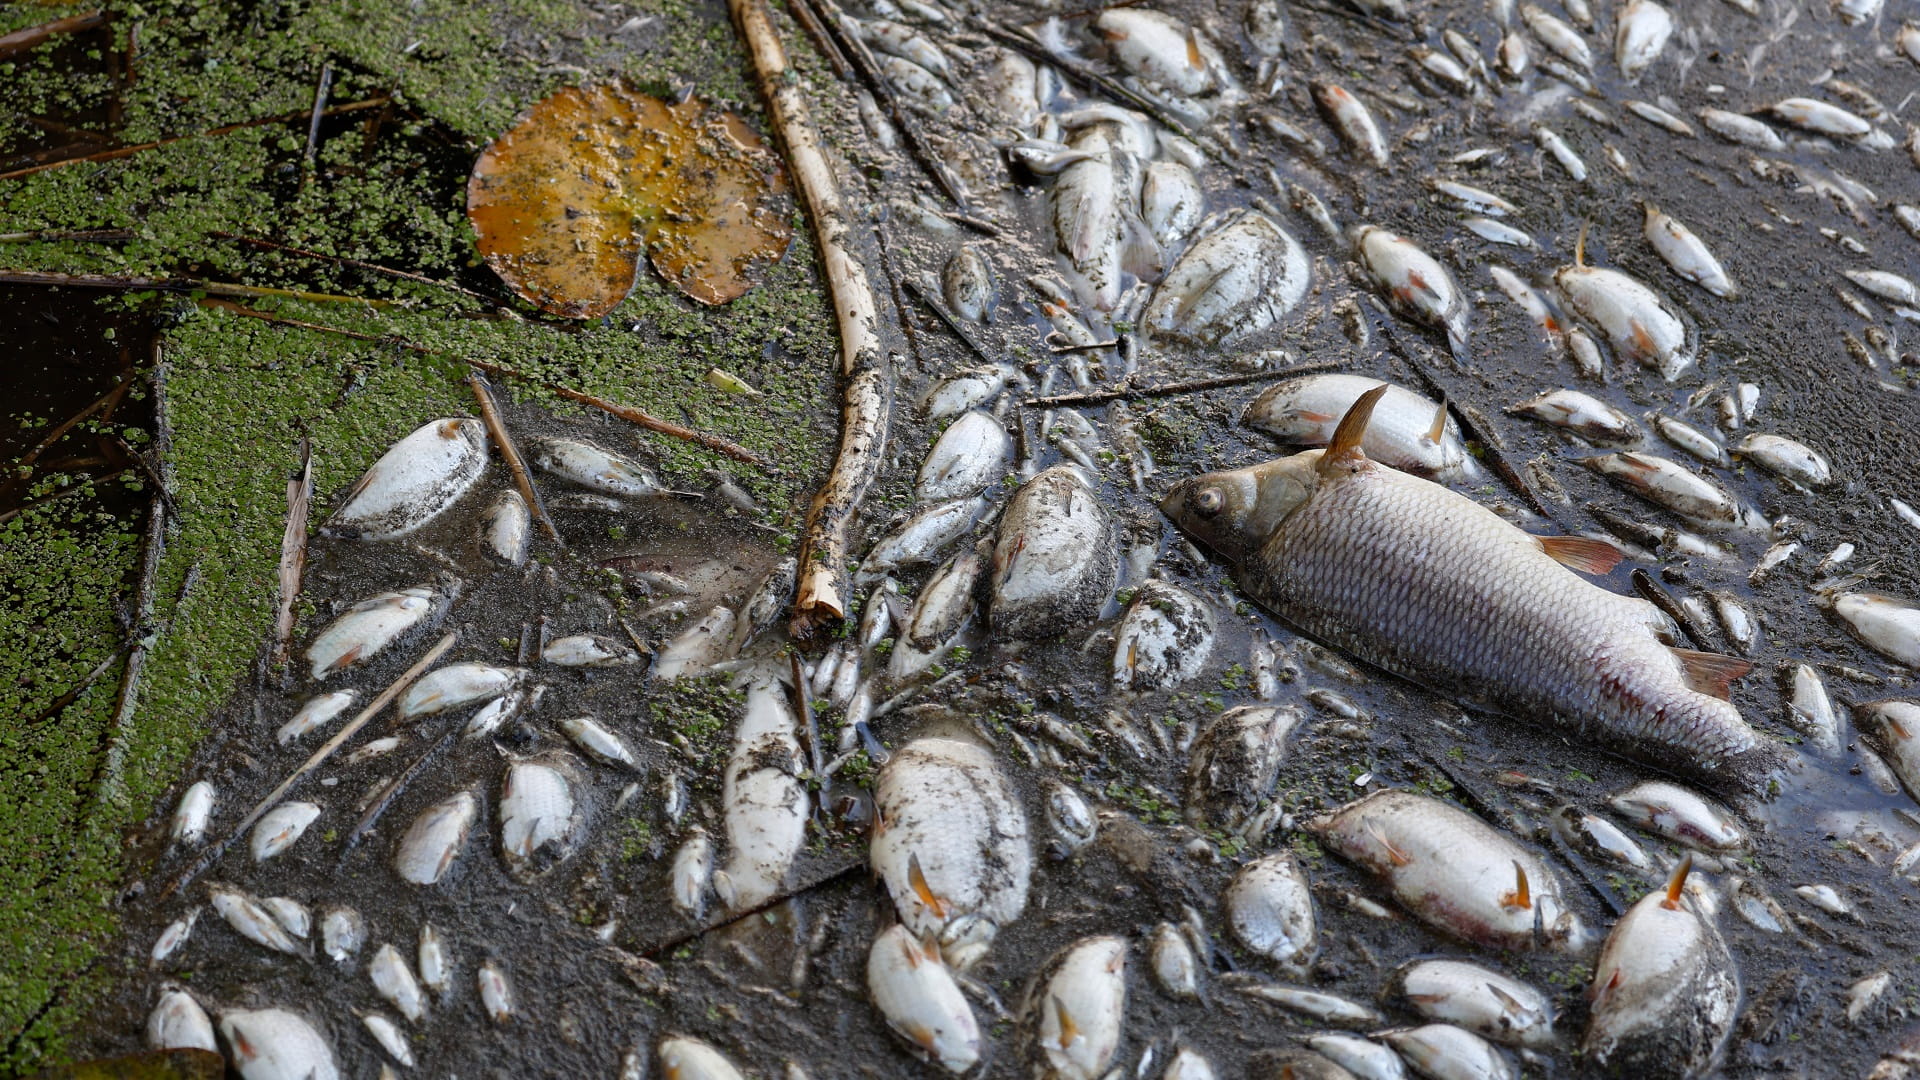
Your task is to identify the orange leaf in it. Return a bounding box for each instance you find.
[467,83,794,318]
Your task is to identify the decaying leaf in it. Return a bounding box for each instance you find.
[467,83,794,317]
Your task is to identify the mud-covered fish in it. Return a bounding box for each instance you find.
[1160,387,1780,790]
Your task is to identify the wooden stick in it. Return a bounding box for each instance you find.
[339,724,459,856]
[210,231,494,303]
[270,440,313,669]
[302,61,334,177]
[1022,360,1346,408]
[87,487,167,814]
[467,370,562,546]
[0,467,133,525]
[900,277,996,365]
[0,369,135,504]
[735,0,894,636]
[0,228,136,243]
[637,855,865,958]
[158,631,455,901]
[0,269,394,306]
[0,9,107,58]
[0,97,390,181]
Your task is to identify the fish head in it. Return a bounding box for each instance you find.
[1160,451,1323,562]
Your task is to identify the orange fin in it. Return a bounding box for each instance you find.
[1185,28,1204,68]
[1890,716,1912,741]
[1317,384,1388,478]
[1364,817,1412,867]
[1662,853,1694,911]
[1671,648,1751,701]
[1627,319,1659,359]
[1539,535,1625,575]
[1591,966,1621,1005]
[907,852,949,919]
[1499,860,1532,911]
[1486,983,1527,1016]
[1424,399,1449,444]
[1051,995,1078,1049]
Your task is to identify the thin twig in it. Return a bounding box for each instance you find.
[1022,360,1346,408]
[339,724,459,856]
[737,0,895,635]
[87,488,167,815]
[210,232,495,303]
[158,632,456,901]
[0,369,135,503]
[270,439,313,669]
[195,298,771,466]
[0,467,134,526]
[637,856,866,958]
[782,0,853,81]
[900,277,996,365]
[27,645,129,727]
[0,269,395,306]
[0,96,390,181]
[467,371,562,546]
[302,61,334,177]
[0,228,136,243]
[0,10,107,59]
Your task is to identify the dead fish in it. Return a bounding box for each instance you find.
[1859,700,1920,800]
[872,736,1031,969]
[1698,108,1783,150]
[942,247,995,324]
[1523,4,1592,68]
[250,801,320,862]
[326,418,488,541]
[1143,209,1311,346]
[1112,581,1216,691]
[465,686,536,740]
[1226,852,1317,971]
[321,906,364,963]
[1608,780,1746,850]
[1498,32,1531,78]
[855,17,950,80]
[480,489,530,564]
[653,606,739,680]
[882,54,953,113]
[1820,592,1920,666]
[400,662,526,719]
[867,924,982,1074]
[1463,218,1534,248]
[1032,936,1128,1080]
[529,437,663,498]
[918,411,1013,502]
[1095,9,1213,96]
[1298,1033,1404,1079]
[1732,433,1831,487]
[150,909,199,968]
[1165,391,1775,789]
[477,959,514,1023]
[1142,161,1204,248]
[1392,959,1556,1049]
[1378,1024,1514,1080]
[1412,45,1476,94]
[1243,374,1478,481]
[1583,452,1747,530]
[1005,138,1102,179]
[1148,922,1201,999]
[147,986,217,1053]
[1354,226,1469,353]
[542,633,641,668]
[990,465,1117,640]
[392,790,477,886]
[1555,805,1653,869]
[1649,414,1727,466]
[1314,82,1389,167]
[1045,781,1098,853]
[1584,859,1737,1077]
[891,551,983,680]
[169,780,216,848]
[369,943,426,1023]
[1532,125,1587,182]
[924,367,1011,424]
[1238,982,1384,1026]
[670,828,714,918]
[1430,180,1517,217]
[499,754,583,881]
[1508,389,1643,445]
[1555,239,1693,380]
[722,675,806,910]
[1184,705,1304,829]
[219,1007,339,1080]
[1051,128,1120,307]
[658,1035,746,1079]
[360,1013,414,1068]
[1624,100,1695,137]
[866,499,985,575]
[308,585,442,680]
[1614,0,1672,79]
[1311,789,1585,950]
[1642,205,1734,298]
[1768,97,1871,140]
[1787,662,1842,754]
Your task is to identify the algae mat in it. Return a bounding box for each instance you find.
[0,0,837,1069]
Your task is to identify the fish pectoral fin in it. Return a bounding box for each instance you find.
[1662,853,1694,911]
[1538,535,1625,574]
[1670,647,1752,700]
[1317,384,1389,477]
[907,852,951,919]
[1050,995,1079,1050]
[1424,399,1450,445]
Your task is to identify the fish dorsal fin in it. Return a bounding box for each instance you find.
[1317,384,1389,478]
[1671,648,1751,700]
[1538,535,1625,575]
[1424,398,1449,444]
[1662,853,1694,911]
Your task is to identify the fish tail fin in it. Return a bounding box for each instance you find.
[1671,647,1751,700]
[1317,384,1389,477]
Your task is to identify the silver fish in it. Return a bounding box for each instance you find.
[218,1007,339,1080]
[1354,225,1469,352]
[1184,705,1304,828]
[308,585,441,680]
[941,246,995,323]
[1112,580,1215,691]
[250,801,320,862]
[400,662,526,718]
[369,943,426,1022]
[1379,1025,1515,1080]
[1164,389,1777,788]
[990,465,1116,641]
[1508,389,1642,445]
[541,633,641,667]
[1821,592,1920,666]
[721,676,807,910]
[1584,860,1737,1076]
[169,780,216,848]
[1643,204,1735,298]
[499,755,582,881]
[1392,959,1556,1049]
[1143,209,1310,346]
[394,791,478,885]
[1522,4,1592,68]
[480,489,530,564]
[1555,251,1693,380]
[1032,936,1128,1080]
[1614,0,1673,79]
[477,959,514,1023]
[917,411,1012,502]
[326,418,489,541]
[1314,82,1389,167]
[529,437,663,498]
[1243,374,1477,481]
[658,1036,745,1079]
[147,986,217,1052]
[866,924,982,1074]
[1225,852,1317,971]
[321,905,365,962]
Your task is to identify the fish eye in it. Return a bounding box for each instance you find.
[1192,487,1225,518]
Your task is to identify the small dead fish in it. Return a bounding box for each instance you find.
[941,247,994,324]
[360,1013,414,1068]
[1355,225,1469,352]
[865,499,986,574]
[250,801,320,862]
[321,906,364,963]
[1392,959,1556,1049]
[891,551,983,680]
[1314,82,1389,167]
[1142,161,1204,248]
[370,943,426,1023]
[670,828,714,918]
[1643,205,1734,298]
[990,465,1117,641]
[542,633,641,668]
[1584,859,1737,1075]
[881,55,953,113]
[394,791,477,886]
[308,585,442,680]
[1431,180,1517,216]
[219,1008,339,1080]
[1698,108,1783,150]
[1649,414,1728,466]
[530,438,663,499]
[1033,936,1128,1080]
[499,755,582,881]
[477,959,514,1023]
[1820,592,1920,667]
[1556,243,1693,380]
[653,606,739,681]
[1557,805,1653,869]
[1523,4,1593,68]
[147,986,217,1053]
[1301,1033,1404,1079]
[1733,433,1831,487]
[1095,9,1214,96]
[1149,921,1201,999]
[169,780,216,848]
[1533,125,1587,182]
[1226,851,1317,971]
[1860,700,1920,801]
[658,1035,745,1080]
[1184,705,1304,830]
[1787,663,1842,754]
[1143,209,1311,346]
[1243,374,1477,481]
[150,909,199,968]
[465,687,536,741]
[556,715,638,770]
[1624,100,1694,137]
[210,883,303,955]
[401,662,526,719]
[918,411,1012,502]
[326,418,488,541]
[867,924,982,1074]
[721,676,807,910]
[276,691,357,746]
[1112,581,1216,691]
[1583,452,1746,529]
[1045,781,1097,853]
[480,489,530,565]
[1614,0,1673,79]
[1498,32,1531,79]
[924,367,1011,424]
[1508,389,1643,445]
[1608,780,1746,850]
[1238,982,1384,1026]
[1768,97,1871,140]
[1004,139,1102,178]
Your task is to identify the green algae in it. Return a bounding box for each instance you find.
[0,0,836,1068]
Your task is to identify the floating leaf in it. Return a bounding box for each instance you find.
[467,83,794,318]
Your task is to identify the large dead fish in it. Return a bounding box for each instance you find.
[1160,386,1781,792]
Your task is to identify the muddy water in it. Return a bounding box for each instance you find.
[70,0,1920,1076]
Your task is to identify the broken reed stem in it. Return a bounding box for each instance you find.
[87,488,167,816]
[303,61,334,176]
[0,368,136,505]
[900,277,996,365]
[210,232,495,303]
[160,631,456,902]
[0,228,137,243]
[467,371,563,546]
[270,439,313,670]
[0,268,394,307]
[0,9,107,59]
[197,298,770,466]
[0,467,133,526]
[638,856,865,959]
[734,0,894,637]
[1022,360,1347,408]
[0,96,390,181]
[340,724,459,856]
